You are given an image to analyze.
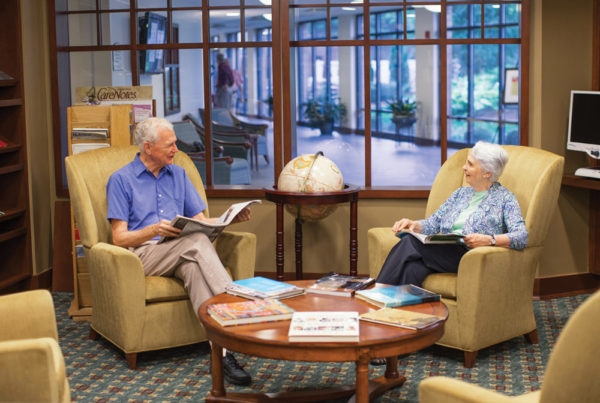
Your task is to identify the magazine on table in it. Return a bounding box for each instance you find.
[288,311,360,342]
[396,230,465,245]
[225,276,305,300]
[306,272,376,297]
[158,199,261,243]
[359,307,444,330]
[207,299,295,327]
[355,284,440,308]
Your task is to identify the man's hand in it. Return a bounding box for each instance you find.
[231,207,251,224]
[392,218,422,233]
[155,219,181,239]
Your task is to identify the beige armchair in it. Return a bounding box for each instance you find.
[368,146,564,367]
[419,290,600,402]
[0,290,70,403]
[65,145,256,369]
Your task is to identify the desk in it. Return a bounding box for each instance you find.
[199,280,448,403]
[562,175,600,275]
[264,186,360,280]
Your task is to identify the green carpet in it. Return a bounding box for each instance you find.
[54,292,590,402]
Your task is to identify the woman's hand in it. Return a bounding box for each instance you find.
[463,233,493,248]
[392,218,422,233]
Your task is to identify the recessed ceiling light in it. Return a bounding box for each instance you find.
[259,0,271,5]
[226,12,240,17]
[263,13,272,21]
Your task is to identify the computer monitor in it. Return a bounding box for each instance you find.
[567,90,600,178]
[567,90,600,159]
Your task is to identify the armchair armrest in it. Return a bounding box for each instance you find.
[88,242,148,349]
[419,376,525,403]
[367,227,400,279]
[0,290,58,341]
[214,230,256,281]
[0,337,69,403]
[189,153,234,165]
[453,246,539,349]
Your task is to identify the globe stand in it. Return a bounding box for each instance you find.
[263,185,360,281]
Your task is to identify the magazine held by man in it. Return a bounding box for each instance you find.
[158,199,261,243]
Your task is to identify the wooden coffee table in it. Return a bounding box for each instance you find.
[198,281,448,403]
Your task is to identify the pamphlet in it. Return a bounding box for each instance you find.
[306,272,375,297]
[225,276,305,300]
[355,284,440,308]
[159,199,261,243]
[360,308,443,330]
[208,299,295,327]
[288,311,360,342]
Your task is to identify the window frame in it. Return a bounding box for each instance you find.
[48,0,529,199]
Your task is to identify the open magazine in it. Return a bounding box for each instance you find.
[158,199,261,243]
[396,230,464,245]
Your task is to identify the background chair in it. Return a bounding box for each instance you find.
[368,146,564,368]
[199,107,270,169]
[0,290,70,403]
[65,145,256,369]
[172,120,251,185]
[419,290,600,402]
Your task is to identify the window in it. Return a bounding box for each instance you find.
[50,0,527,197]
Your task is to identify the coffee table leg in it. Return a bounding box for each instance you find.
[210,344,226,397]
[354,355,370,403]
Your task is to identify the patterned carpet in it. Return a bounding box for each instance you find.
[53,292,590,402]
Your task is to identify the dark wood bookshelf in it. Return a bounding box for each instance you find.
[0,0,32,293]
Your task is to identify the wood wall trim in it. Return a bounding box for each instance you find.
[534,272,600,299]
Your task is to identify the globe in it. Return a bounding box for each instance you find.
[277,152,344,221]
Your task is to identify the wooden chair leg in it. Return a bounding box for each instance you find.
[464,351,478,368]
[88,327,99,340]
[126,353,137,370]
[525,329,539,344]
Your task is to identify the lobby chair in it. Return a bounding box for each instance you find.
[0,290,70,403]
[419,290,600,403]
[65,145,256,369]
[199,107,270,168]
[172,120,251,185]
[368,146,564,368]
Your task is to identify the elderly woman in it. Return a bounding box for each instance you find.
[375,141,528,287]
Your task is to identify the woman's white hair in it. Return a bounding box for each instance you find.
[133,117,174,152]
[471,141,508,182]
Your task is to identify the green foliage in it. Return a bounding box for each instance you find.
[302,97,347,125]
[386,98,417,117]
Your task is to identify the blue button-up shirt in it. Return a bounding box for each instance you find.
[107,153,207,240]
[419,182,528,250]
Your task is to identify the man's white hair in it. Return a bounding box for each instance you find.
[471,141,509,182]
[133,117,174,152]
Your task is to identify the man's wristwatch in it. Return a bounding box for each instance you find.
[490,234,496,246]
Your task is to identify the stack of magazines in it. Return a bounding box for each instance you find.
[226,276,305,300]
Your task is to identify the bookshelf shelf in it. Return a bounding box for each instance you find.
[0,227,26,243]
[0,164,24,175]
[0,79,17,87]
[0,208,26,223]
[0,98,24,107]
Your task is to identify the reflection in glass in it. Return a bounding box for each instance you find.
[101,12,130,45]
[369,45,440,186]
[69,51,133,105]
[68,14,97,46]
[172,0,202,7]
[173,11,202,43]
[293,45,365,186]
[137,0,166,8]
[100,0,129,9]
[210,9,241,42]
[67,0,95,11]
[448,44,520,146]
[245,8,272,41]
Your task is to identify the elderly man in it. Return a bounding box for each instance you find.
[106,117,252,385]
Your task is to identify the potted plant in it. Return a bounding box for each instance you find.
[303,97,347,135]
[387,98,417,129]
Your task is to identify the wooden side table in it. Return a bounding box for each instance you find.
[263,185,360,280]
